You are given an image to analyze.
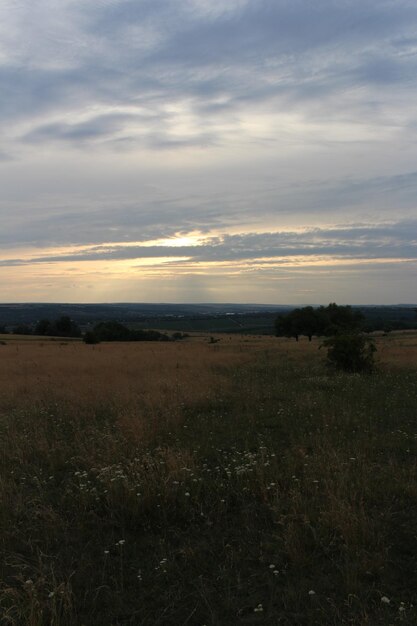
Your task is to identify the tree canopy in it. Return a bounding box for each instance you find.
[275,303,364,341]
[34,316,81,338]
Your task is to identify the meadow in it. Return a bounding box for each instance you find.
[0,333,416,625]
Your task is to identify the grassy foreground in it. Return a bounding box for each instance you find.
[0,335,416,625]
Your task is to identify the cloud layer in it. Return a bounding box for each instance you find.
[1,0,417,302]
[1,219,417,267]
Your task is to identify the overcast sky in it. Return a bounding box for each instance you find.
[1,0,417,304]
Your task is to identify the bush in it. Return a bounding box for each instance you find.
[172,332,189,340]
[91,321,170,342]
[83,331,100,344]
[322,333,376,373]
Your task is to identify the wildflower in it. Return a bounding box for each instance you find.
[308,590,316,596]
[254,603,263,612]
[381,596,390,604]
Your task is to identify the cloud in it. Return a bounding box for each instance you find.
[23,112,160,144]
[1,169,417,251]
[1,219,416,268]
[1,0,417,150]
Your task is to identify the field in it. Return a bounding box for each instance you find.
[0,333,416,625]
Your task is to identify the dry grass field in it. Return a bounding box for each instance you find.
[0,336,251,410]
[0,333,416,625]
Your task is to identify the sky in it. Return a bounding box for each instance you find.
[1,0,417,304]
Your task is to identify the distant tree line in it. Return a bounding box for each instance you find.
[35,316,82,338]
[360,308,417,334]
[0,316,189,343]
[275,303,364,341]
[84,321,188,344]
[0,316,82,338]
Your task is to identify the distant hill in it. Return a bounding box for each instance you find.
[0,303,293,334]
[0,303,415,335]
[355,305,417,332]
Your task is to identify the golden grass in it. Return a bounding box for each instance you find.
[1,331,415,414]
[374,330,417,367]
[0,336,269,415]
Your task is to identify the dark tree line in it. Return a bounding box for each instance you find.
[1,316,188,343]
[35,316,82,338]
[275,303,364,341]
[3,316,82,337]
[84,321,186,344]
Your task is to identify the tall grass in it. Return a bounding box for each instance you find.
[0,334,416,625]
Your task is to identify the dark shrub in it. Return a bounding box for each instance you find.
[322,333,376,373]
[83,331,100,344]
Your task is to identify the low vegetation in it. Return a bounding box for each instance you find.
[0,334,416,625]
[86,321,172,343]
[322,333,377,373]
